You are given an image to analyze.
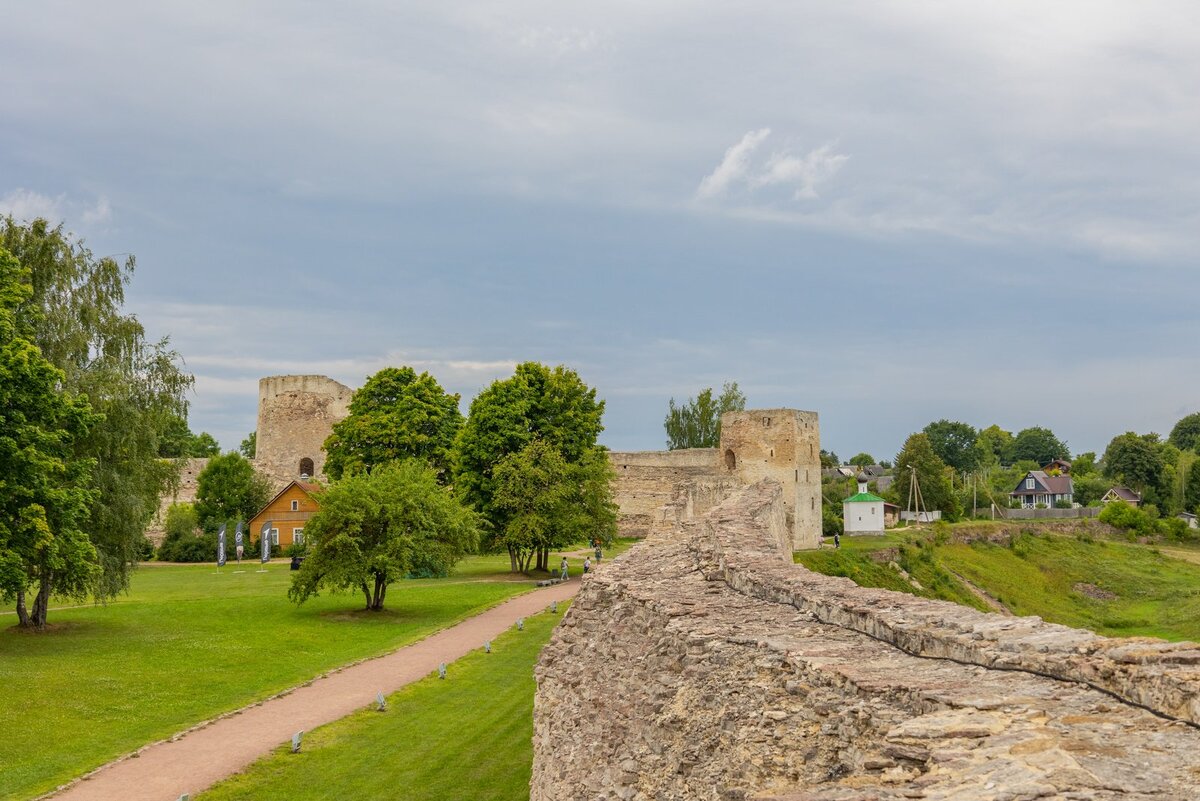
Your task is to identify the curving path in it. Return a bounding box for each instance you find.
[49,579,579,801]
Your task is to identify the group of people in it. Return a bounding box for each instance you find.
[558,543,604,580]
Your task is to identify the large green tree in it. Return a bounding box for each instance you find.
[323,366,463,481]
[922,419,978,472]
[1,217,193,601]
[892,433,960,520]
[0,247,102,629]
[158,415,220,458]
[663,381,745,450]
[288,461,478,611]
[491,440,617,573]
[453,362,610,571]
[1009,426,1070,466]
[1103,432,1167,497]
[1169,413,1200,453]
[193,453,272,533]
[974,424,1013,470]
[1185,460,1200,515]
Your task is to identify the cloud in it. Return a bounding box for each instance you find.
[0,188,65,222]
[81,196,112,225]
[695,128,771,199]
[696,130,848,203]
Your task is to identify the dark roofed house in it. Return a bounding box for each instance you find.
[1011,470,1073,508]
[1042,458,1072,474]
[1101,486,1142,507]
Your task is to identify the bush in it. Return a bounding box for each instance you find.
[157,503,217,562]
[1098,501,1154,535]
[1054,499,1073,509]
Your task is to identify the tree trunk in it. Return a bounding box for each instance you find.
[508,546,518,573]
[15,589,29,628]
[30,573,52,630]
[371,574,387,610]
[361,581,372,610]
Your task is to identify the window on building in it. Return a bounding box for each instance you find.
[299,457,314,478]
[1025,478,1035,490]
[291,500,299,511]
[293,528,304,547]
[270,528,279,546]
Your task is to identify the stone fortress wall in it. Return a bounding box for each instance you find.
[608,408,822,551]
[254,374,354,486]
[532,481,1200,800]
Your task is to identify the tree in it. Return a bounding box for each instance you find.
[453,362,609,571]
[288,461,478,611]
[1010,427,1070,466]
[663,381,745,450]
[1072,452,1098,476]
[189,432,220,457]
[158,415,219,458]
[491,440,617,573]
[892,433,960,520]
[974,425,1013,470]
[0,247,102,629]
[922,419,978,472]
[1103,433,1166,490]
[239,431,257,459]
[848,453,875,468]
[155,503,215,563]
[819,450,840,469]
[1185,460,1200,514]
[323,366,463,481]
[1169,413,1200,453]
[2,217,192,602]
[193,453,271,533]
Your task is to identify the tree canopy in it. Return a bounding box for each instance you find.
[158,414,220,458]
[663,381,746,450]
[892,433,960,520]
[848,453,875,468]
[288,461,478,611]
[1168,413,1200,453]
[922,419,978,472]
[1103,432,1167,495]
[323,366,463,481]
[193,453,272,533]
[239,431,257,459]
[1,218,192,617]
[452,362,611,571]
[0,247,102,629]
[1009,427,1070,466]
[973,424,1013,469]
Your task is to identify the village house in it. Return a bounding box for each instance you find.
[247,480,322,550]
[1100,486,1142,507]
[843,473,886,534]
[1010,470,1074,508]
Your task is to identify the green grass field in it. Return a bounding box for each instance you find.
[0,555,554,801]
[799,531,1200,641]
[199,605,566,801]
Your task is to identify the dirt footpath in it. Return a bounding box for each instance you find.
[49,580,580,801]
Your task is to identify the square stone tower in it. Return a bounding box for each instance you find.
[719,409,821,550]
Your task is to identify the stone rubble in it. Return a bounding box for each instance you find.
[532,482,1200,800]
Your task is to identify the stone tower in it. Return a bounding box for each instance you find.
[718,409,821,550]
[254,375,354,486]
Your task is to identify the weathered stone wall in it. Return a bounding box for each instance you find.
[608,409,821,550]
[253,375,353,487]
[532,482,1200,800]
[146,457,209,544]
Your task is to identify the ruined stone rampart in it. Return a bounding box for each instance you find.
[532,482,1200,800]
[146,457,210,544]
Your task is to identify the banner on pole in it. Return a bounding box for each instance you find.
[261,520,272,563]
[234,521,244,562]
[217,523,227,567]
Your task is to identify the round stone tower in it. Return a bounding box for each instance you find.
[253,375,354,487]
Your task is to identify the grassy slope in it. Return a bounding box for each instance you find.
[199,605,566,801]
[0,559,536,801]
[798,531,1200,642]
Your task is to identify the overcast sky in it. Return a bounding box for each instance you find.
[3,1,1198,460]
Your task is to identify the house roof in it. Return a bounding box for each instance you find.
[1042,459,1072,473]
[1103,486,1142,503]
[251,479,323,520]
[844,491,886,504]
[1011,470,1073,496]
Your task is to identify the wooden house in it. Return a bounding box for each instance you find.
[247,480,322,549]
[1010,470,1073,508]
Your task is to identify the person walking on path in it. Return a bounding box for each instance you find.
[560,556,569,580]
[595,544,602,562]
[834,532,841,549]
[583,557,591,574]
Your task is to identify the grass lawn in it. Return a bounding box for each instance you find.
[0,558,538,801]
[799,531,1200,642]
[199,605,567,801]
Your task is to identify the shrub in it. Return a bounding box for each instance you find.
[1098,501,1154,535]
[157,503,216,562]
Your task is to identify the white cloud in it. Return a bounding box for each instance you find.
[696,130,849,203]
[82,195,112,225]
[695,128,770,199]
[0,188,65,222]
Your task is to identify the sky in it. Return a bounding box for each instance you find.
[2,1,1198,460]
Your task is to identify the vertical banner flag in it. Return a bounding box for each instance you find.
[234,521,244,562]
[217,523,227,567]
[261,520,272,563]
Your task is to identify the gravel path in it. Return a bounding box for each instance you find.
[48,579,579,801]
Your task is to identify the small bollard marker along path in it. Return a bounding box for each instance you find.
[49,578,580,801]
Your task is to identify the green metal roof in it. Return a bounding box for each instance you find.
[843,491,886,504]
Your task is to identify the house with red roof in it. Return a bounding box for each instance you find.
[1010,470,1073,508]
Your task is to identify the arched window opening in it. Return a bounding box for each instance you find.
[299,457,314,478]
[724,449,736,471]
